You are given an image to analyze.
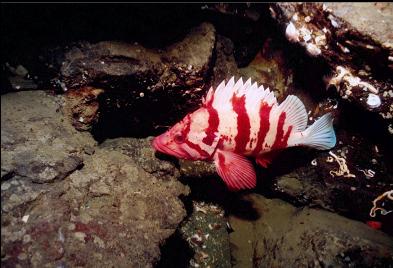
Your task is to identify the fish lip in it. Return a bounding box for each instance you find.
[152,135,187,159]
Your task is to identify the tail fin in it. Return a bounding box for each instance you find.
[290,113,336,150]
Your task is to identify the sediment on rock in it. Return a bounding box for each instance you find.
[1,91,189,267]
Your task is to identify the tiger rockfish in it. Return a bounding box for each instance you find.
[153,77,336,191]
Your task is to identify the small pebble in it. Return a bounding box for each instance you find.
[22,215,29,223]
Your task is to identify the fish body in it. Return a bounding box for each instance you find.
[153,77,336,191]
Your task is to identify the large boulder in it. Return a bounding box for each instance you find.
[59,22,216,96]
[229,194,393,267]
[1,91,189,267]
[55,22,216,136]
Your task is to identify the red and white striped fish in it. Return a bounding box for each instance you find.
[153,77,336,191]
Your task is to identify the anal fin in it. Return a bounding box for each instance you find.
[213,150,256,191]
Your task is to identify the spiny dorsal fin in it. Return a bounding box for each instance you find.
[204,76,278,109]
[203,85,215,105]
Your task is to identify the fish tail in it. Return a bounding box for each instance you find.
[289,113,336,150]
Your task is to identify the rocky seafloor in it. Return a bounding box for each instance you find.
[2,3,393,267]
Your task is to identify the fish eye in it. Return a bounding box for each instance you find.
[174,133,185,144]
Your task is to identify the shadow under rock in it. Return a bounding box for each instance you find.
[180,173,261,221]
[155,229,194,268]
[254,147,319,194]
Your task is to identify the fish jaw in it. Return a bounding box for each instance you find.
[152,133,188,159]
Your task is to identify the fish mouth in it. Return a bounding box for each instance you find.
[152,135,187,159]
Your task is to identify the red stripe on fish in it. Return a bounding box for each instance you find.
[232,94,250,153]
[181,114,192,137]
[272,112,293,149]
[178,115,193,159]
[252,103,273,155]
[203,106,219,146]
[185,140,210,158]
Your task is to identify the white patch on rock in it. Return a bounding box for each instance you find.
[388,124,393,134]
[74,232,86,242]
[22,215,30,223]
[285,22,299,42]
[306,43,321,56]
[366,94,381,108]
[327,66,379,95]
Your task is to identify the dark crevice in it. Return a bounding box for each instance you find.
[1,171,16,183]
[155,229,194,268]
[90,88,192,143]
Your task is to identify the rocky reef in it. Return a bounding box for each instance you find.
[1,91,188,267]
[2,3,393,267]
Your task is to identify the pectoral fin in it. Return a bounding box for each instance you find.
[213,150,256,191]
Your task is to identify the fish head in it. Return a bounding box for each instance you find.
[153,108,217,161]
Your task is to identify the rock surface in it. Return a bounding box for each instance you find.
[64,86,104,131]
[1,91,189,267]
[270,3,393,127]
[101,137,181,181]
[179,201,231,268]
[59,22,215,96]
[54,22,216,137]
[1,90,95,184]
[229,194,393,267]
[271,150,393,231]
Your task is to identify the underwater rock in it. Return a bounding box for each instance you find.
[59,22,215,95]
[1,91,189,267]
[8,76,38,91]
[1,146,188,267]
[212,35,240,86]
[238,37,294,99]
[64,147,188,267]
[100,137,182,181]
[325,3,393,49]
[3,63,38,93]
[267,122,393,234]
[64,86,104,131]
[229,194,393,267]
[55,22,216,137]
[270,3,393,126]
[211,34,295,100]
[179,159,216,179]
[1,90,95,184]
[179,201,231,268]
